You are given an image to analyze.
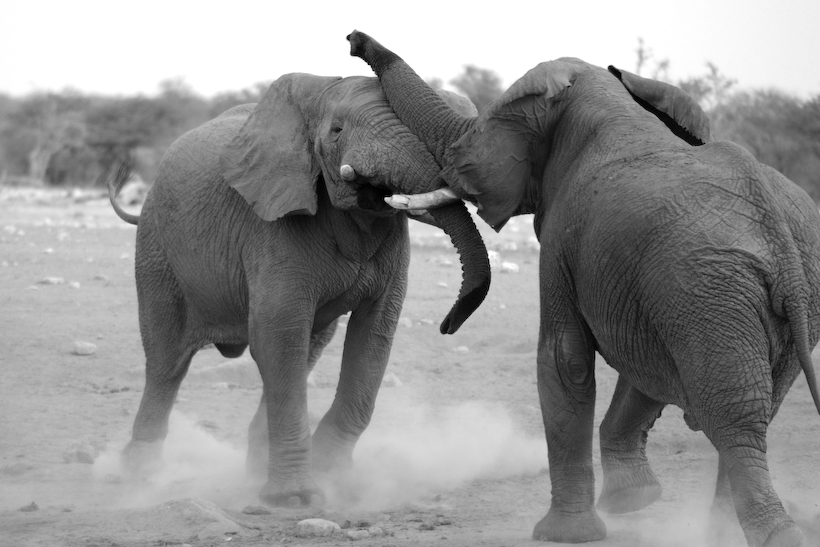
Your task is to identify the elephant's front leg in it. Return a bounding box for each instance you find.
[532,308,606,543]
[597,374,665,514]
[311,295,400,473]
[246,320,339,479]
[249,308,322,507]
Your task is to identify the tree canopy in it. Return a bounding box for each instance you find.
[1,50,818,203]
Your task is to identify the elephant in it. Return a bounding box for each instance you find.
[348,31,820,546]
[106,72,490,506]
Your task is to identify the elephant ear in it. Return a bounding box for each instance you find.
[435,89,478,117]
[608,65,712,145]
[444,59,581,231]
[221,73,341,221]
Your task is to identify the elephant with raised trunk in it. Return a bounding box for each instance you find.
[107,72,490,506]
[348,30,820,547]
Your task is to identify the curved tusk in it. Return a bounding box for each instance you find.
[384,187,460,210]
[340,164,356,181]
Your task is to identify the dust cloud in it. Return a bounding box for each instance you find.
[324,399,548,510]
[92,399,547,512]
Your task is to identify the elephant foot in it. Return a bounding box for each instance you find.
[532,506,606,543]
[260,480,325,508]
[597,464,662,514]
[121,439,164,478]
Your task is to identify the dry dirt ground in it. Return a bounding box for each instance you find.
[1,187,819,547]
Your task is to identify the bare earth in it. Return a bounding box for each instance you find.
[1,188,819,547]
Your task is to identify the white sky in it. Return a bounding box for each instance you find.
[1,0,818,99]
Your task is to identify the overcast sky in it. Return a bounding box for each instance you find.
[2,0,818,99]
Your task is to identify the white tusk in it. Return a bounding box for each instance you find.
[384,187,460,210]
[340,164,356,181]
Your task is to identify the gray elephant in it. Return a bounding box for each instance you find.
[107,72,489,506]
[349,31,820,547]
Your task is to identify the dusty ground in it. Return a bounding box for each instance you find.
[1,187,819,547]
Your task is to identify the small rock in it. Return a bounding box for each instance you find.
[241,505,272,515]
[420,318,434,326]
[68,281,81,289]
[500,262,519,273]
[120,253,130,260]
[398,317,413,328]
[368,526,384,536]
[93,274,109,283]
[1,261,8,267]
[346,529,370,539]
[38,276,64,285]
[63,440,99,464]
[295,518,341,537]
[72,341,97,356]
[488,250,502,270]
[382,372,403,388]
[43,247,54,254]
[57,232,69,241]
[3,225,16,235]
[18,502,38,512]
[451,346,470,354]
[437,281,448,288]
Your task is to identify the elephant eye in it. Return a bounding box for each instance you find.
[330,122,343,140]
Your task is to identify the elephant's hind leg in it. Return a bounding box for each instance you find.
[685,349,803,546]
[122,235,197,477]
[597,374,664,514]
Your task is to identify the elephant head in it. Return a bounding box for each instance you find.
[220,74,490,334]
[346,31,711,231]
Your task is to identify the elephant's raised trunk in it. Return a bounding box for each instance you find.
[347,30,473,167]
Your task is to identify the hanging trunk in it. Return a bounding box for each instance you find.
[427,202,491,334]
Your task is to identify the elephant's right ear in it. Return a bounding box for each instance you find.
[221,74,341,221]
[608,65,712,145]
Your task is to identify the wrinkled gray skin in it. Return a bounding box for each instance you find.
[349,31,820,547]
[107,73,487,506]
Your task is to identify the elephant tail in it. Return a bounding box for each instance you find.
[106,162,140,225]
[786,296,820,416]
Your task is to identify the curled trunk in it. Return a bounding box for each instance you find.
[427,202,491,334]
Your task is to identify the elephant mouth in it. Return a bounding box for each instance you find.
[354,179,397,215]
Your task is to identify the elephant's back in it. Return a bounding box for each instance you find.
[137,111,267,319]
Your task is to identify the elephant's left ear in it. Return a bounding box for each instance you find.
[608,65,712,145]
[221,73,341,221]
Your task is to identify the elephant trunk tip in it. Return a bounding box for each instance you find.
[347,30,401,75]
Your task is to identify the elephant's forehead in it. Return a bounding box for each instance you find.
[323,77,386,110]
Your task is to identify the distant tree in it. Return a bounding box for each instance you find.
[8,93,88,183]
[678,62,737,112]
[449,65,504,113]
[209,81,270,118]
[713,89,820,199]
